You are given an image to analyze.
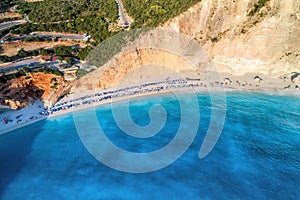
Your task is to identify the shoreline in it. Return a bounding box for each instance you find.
[48,86,300,119]
[0,100,46,136]
[48,87,201,118]
[0,116,46,136]
[0,84,299,136]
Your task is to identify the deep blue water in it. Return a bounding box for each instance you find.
[0,92,299,199]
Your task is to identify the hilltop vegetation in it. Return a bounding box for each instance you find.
[14,0,118,43]
[17,0,118,23]
[122,0,201,28]
[5,0,204,44]
[13,0,203,40]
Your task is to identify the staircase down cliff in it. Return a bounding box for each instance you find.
[164,0,300,77]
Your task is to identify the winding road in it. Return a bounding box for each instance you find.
[6,33,85,42]
[115,0,130,27]
[0,57,56,74]
[0,20,26,32]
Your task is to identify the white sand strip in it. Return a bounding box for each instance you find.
[0,101,46,135]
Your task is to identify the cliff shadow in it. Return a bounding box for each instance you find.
[0,119,46,196]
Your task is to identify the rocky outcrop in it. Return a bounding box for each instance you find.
[291,73,300,84]
[164,0,300,77]
[0,73,68,109]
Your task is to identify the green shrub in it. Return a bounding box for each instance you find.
[77,46,93,60]
[17,48,29,58]
[50,77,57,83]
[50,82,58,89]
[0,55,12,63]
[248,0,270,16]
[54,46,74,57]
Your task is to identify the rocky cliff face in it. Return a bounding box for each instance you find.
[73,0,300,92]
[72,28,213,92]
[164,0,300,77]
[73,48,197,92]
[0,73,68,109]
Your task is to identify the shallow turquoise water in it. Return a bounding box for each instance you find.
[0,92,299,199]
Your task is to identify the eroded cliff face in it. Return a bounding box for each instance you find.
[164,0,300,77]
[73,0,300,92]
[74,48,197,92]
[0,73,69,109]
[73,29,212,92]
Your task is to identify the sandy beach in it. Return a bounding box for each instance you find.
[0,72,299,135]
[0,101,46,135]
[48,71,300,118]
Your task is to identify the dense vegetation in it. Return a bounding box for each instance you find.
[0,55,12,63]
[17,0,118,23]
[0,16,22,24]
[15,0,118,43]
[122,0,201,28]
[0,0,16,13]
[54,46,77,57]
[77,46,93,60]
[11,0,203,43]
[0,67,29,84]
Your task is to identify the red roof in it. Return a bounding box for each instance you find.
[41,56,51,61]
[51,56,59,62]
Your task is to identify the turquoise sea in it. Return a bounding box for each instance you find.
[0,92,299,199]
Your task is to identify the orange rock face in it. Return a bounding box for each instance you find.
[0,72,68,109]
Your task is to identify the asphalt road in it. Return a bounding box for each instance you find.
[35,33,84,41]
[0,20,26,31]
[0,32,10,42]
[0,57,59,73]
[5,33,85,42]
[115,0,130,26]
[0,55,81,74]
